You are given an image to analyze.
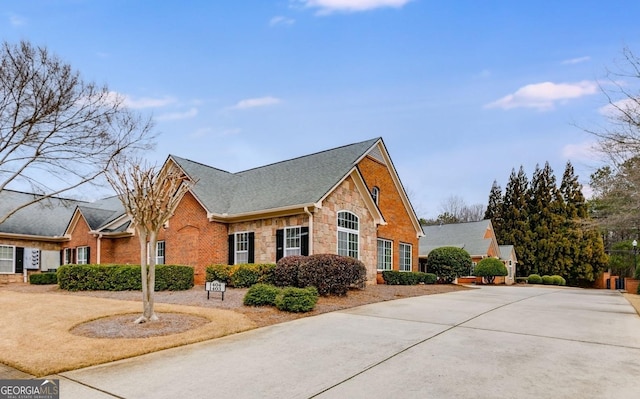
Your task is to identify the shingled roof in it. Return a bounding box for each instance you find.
[170,137,381,217]
[419,220,497,258]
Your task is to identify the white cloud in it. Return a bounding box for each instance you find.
[297,0,412,14]
[232,96,281,110]
[9,13,26,26]
[562,141,598,161]
[270,16,295,26]
[123,95,176,109]
[561,56,591,65]
[485,81,598,111]
[598,98,640,117]
[155,107,198,121]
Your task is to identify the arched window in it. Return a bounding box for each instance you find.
[337,211,359,259]
[371,186,380,205]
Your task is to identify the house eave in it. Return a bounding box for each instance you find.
[208,203,321,223]
[0,232,69,242]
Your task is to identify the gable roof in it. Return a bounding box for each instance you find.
[170,137,385,219]
[419,220,497,258]
[0,190,86,239]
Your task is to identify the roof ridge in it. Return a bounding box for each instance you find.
[169,154,232,174]
[235,137,380,175]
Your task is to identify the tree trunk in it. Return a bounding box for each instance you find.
[135,229,158,323]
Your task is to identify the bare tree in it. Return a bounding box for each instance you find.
[0,40,153,224]
[106,159,191,323]
[439,195,486,223]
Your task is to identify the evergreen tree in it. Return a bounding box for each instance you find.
[500,167,534,276]
[484,180,504,235]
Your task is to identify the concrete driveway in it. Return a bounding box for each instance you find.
[57,286,640,399]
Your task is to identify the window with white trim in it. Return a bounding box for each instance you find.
[77,246,89,264]
[235,232,249,264]
[399,243,412,272]
[0,245,14,273]
[371,186,380,205]
[156,241,165,265]
[63,248,73,265]
[285,227,302,257]
[337,211,359,259]
[377,239,392,271]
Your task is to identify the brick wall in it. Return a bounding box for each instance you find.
[357,155,420,272]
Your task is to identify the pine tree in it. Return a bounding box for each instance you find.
[484,180,504,235]
[501,167,534,276]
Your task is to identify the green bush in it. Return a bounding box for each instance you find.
[273,256,306,287]
[297,254,366,296]
[541,275,554,285]
[243,284,281,306]
[474,258,508,284]
[57,264,193,291]
[275,286,319,312]
[381,271,436,285]
[528,274,542,284]
[206,264,276,288]
[425,246,472,283]
[29,272,58,285]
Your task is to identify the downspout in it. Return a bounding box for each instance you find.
[304,206,313,255]
[96,233,102,264]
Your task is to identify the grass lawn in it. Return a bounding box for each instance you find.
[0,290,255,377]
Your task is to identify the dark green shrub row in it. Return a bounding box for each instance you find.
[58,264,194,291]
[381,271,437,285]
[29,272,58,285]
[243,284,318,312]
[206,264,275,288]
[274,254,366,296]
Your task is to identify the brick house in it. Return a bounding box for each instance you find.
[419,219,517,285]
[1,138,423,284]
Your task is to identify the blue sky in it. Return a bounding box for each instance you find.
[3,0,640,218]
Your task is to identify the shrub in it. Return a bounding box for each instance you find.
[275,286,318,312]
[550,275,566,286]
[29,272,58,285]
[425,247,472,283]
[297,254,366,296]
[474,258,508,284]
[541,275,554,285]
[528,274,542,284]
[382,271,435,285]
[57,264,193,291]
[273,256,307,287]
[243,284,281,306]
[206,264,276,288]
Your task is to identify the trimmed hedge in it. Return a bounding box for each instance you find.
[425,246,472,283]
[296,254,367,296]
[243,283,281,306]
[528,274,543,284]
[382,271,437,285]
[57,264,194,291]
[275,286,319,312]
[29,272,58,285]
[206,264,276,288]
[474,258,508,284]
[551,275,566,286]
[273,256,306,287]
[541,275,554,285]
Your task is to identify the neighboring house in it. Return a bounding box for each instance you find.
[1,137,423,285]
[418,219,517,285]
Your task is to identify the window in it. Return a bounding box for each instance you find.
[77,246,89,264]
[399,243,412,272]
[470,261,477,276]
[63,248,73,265]
[377,239,392,271]
[235,232,249,264]
[156,241,165,265]
[337,211,359,259]
[371,186,380,205]
[285,227,301,257]
[0,245,14,273]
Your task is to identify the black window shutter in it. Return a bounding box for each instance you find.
[301,227,309,256]
[72,248,76,264]
[276,229,284,262]
[248,232,255,264]
[60,250,64,265]
[228,234,235,265]
[15,247,24,274]
[87,247,91,264]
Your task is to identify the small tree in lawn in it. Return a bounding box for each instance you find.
[107,159,191,323]
[474,258,508,284]
[425,246,472,283]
